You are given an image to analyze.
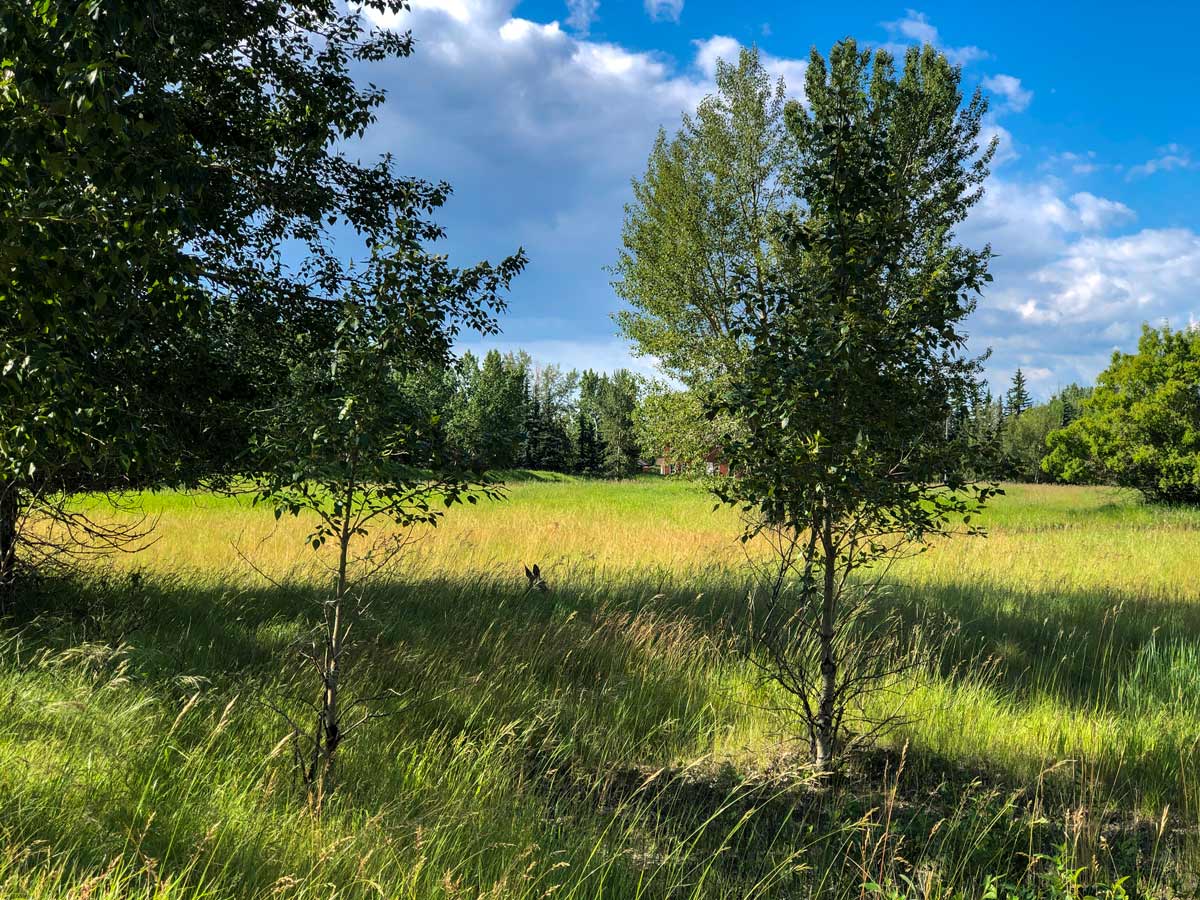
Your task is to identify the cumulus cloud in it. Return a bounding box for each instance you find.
[354,0,794,374]
[1070,192,1135,231]
[880,9,987,65]
[1127,143,1195,179]
[969,183,1132,245]
[982,74,1031,112]
[405,0,475,24]
[1025,230,1200,324]
[692,34,738,78]
[644,0,683,23]
[962,175,1199,390]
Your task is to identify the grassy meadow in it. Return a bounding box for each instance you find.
[1,477,1199,898]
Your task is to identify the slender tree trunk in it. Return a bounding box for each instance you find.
[318,461,356,807]
[814,512,837,771]
[0,479,18,590]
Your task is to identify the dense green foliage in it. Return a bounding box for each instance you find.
[634,387,725,476]
[0,0,419,487]
[1044,324,1200,502]
[438,357,643,477]
[0,0,479,582]
[999,384,1090,482]
[613,47,787,463]
[952,379,1091,483]
[450,351,530,470]
[613,47,785,390]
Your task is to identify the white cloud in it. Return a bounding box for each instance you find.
[361,0,714,185]
[1127,143,1195,179]
[1043,150,1105,176]
[497,17,562,43]
[982,73,1032,112]
[693,34,739,78]
[880,10,987,66]
[355,0,815,374]
[564,0,598,35]
[884,8,938,44]
[1021,229,1200,325]
[645,0,683,23]
[964,175,1200,389]
[1070,192,1135,231]
[379,0,477,24]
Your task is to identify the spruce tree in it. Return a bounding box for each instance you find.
[1006,368,1032,418]
[575,411,601,475]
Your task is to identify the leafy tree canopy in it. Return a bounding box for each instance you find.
[0,0,438,487]
[715,40,996,538]
[709,40,998,768]
[613,46,789,392]
[1044,324,1200,503]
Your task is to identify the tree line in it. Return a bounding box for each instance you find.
[951,368,1092,483]
[413,350,644,477]
[947,324,1199,502]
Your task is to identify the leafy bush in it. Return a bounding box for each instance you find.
[1043,325,1200,503]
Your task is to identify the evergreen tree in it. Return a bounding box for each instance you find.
[577,370,608,471]
[1006,368,1032,418]
[574,412,599,474]
[597,370,642,478]
[450,351,526,470]
[1058,383,1091,428]
[538,418,573,473]
[521,390,544,469]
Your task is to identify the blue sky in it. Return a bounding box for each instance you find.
[355,0,1200,397]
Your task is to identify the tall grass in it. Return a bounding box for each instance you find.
[0,479,1195,897]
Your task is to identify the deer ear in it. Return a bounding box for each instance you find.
[532,564,540,578]
[524,565,533,578]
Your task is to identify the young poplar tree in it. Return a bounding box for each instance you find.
[0,0,432,592]
[711,41,999,770]
[613,46,789,466]
[241,223,524,808]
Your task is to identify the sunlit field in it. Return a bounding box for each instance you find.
[2,478,1198,898]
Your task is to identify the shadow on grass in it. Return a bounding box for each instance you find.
[10,562,1200,761]
[488,468,579,483]
[1,566,1198,897]
[882,577,1200,713]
